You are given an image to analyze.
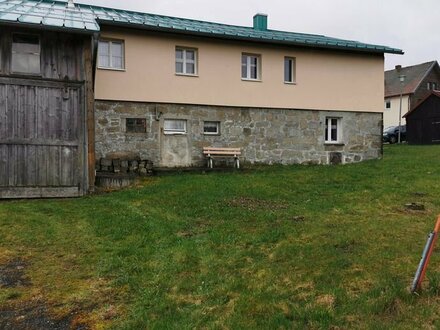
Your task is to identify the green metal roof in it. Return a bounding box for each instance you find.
[0,0,403,54]
[0,0,99,31]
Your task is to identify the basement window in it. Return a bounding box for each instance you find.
[325,117,342,144]
[98,40,125,70]
[11,34,40,74]
[204,121,220,135]
[164,119,187,134]
[126,118,147,133]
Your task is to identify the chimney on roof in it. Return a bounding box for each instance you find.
[253,14,268,31]
[395,65,402,70]
[67,0,75,9]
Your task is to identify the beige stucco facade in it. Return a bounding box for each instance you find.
[383,95,410,128]
[95,27,385,113]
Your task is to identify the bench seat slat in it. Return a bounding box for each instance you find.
[203,147,240,151]
[203,152,241,155]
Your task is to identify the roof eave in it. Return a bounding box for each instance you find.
[98,20,403,55]
[0,20,98,35]
[385,92,413,98]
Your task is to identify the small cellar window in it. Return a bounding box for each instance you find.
[126,118,147,133]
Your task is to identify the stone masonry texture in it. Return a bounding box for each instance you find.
[95,101,383,167]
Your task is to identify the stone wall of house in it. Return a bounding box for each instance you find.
[95,101,383,167]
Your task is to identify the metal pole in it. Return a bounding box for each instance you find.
[398,74,405,144]
[398,85,403,144]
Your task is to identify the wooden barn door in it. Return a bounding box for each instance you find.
[0,78,87,198]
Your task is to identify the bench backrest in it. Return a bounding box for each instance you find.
[203,147,241,155]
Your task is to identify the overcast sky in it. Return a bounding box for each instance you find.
[75,0,439,70]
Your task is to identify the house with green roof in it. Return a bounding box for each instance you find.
[0,0,402,198]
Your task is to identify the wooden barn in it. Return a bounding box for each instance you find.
[0,1,97,198]
[405,91,440,144]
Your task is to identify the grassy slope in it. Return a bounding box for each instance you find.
[1,145,440,328]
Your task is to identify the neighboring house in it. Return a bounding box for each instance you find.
[404,91,440,144]
[0,0,402,198]
[384,61,440,128]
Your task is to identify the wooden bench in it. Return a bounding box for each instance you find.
[203,147,241,169]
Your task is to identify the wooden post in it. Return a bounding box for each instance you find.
[84,37,95,192]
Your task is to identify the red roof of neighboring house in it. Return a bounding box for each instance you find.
[385,61,438,98]
[403,91,440,118]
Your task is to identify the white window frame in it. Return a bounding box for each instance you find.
[385,100,391,109]
[203,121,220,135]
[284,57,296,84]
[164,119,187,135]
[11,33,41,75]
[325,117,342,144]
[241,53,261,81]
[175,47,198,76]
[98,39,125,70]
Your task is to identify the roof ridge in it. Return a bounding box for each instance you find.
[385,60,437,73]
[45,0,262,30]
[43,0,392,46]
[0,0,403,54]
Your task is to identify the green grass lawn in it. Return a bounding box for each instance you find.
[2,145,440,329]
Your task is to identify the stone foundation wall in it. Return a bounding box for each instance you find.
[95,101,383,167]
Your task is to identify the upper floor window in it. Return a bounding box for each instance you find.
[385,100,391,109]
[427,82,438,90]
[175,47,197,75]
[325,117,342,144]
[284,57,296,83]
[242,53,260,80]
[98,40,124,70]
[11,34,40,74]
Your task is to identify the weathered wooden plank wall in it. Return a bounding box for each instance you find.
[0,27,94,198]
[0,80,82,187]
[0,27,87,81]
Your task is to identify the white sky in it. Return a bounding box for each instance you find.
[75,0,439,70]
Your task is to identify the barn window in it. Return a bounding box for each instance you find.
[98,40,125,70]
[11,34,40,74]
[126,118,147,133]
